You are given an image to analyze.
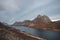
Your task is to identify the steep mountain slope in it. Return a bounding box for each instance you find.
[32,15,51,28]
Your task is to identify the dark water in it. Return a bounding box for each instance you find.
[13,26,60,40]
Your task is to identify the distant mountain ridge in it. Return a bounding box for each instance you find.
[12,15,60,31]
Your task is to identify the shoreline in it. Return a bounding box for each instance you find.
[12,25,60,32]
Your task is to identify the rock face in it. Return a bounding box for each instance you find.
[32,15,51,28]
[0,22,45,40]
[12,15,60,31]
[33,15,51,23]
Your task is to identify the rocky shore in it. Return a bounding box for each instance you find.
[0,22,46,40]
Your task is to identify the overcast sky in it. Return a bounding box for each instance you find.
[0,0,60,24]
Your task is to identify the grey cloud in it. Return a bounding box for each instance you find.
[0,0,60,24]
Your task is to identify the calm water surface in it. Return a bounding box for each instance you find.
[12,26,60,40]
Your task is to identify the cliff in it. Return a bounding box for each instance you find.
[0,22,46,40]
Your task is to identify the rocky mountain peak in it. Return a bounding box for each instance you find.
[33,15,51,23]
[37,15,41,18]
[41,15,51,22]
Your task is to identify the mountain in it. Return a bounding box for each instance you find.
[12,20,32,26]
[12,15,60,31]
[12,22,23,26]
[13,15,51,27]
[32,15,51,28]
[33,15,51,23]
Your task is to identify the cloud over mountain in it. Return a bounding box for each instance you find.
[0,0,60,24]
